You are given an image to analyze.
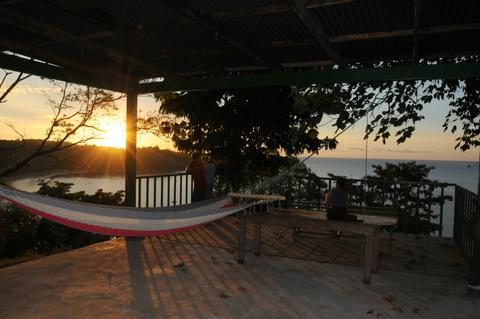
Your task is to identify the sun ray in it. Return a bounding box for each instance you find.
[95,118,126,148]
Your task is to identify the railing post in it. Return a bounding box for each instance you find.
[138,177,142,207]
[179,174,183,205]
[146,177,150,207]
[125,88,137,208]
[439,185,445,237]
[153,177,157,207]
[474,157,480,287]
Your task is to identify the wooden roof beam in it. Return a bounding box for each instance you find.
[177,0,356,23]
[137,62,480,94]
[0,35,130,82]
[224,59,334,72]
[0,6,159,78]
[0,52,124,92]
[162,0,281,70]
[286,0,344,64]
[250,23,480,48]
[412,0,422,63]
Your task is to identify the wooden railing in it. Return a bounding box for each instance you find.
[137,172,454,236]
[454,185,480,285]
[136,172,192,207]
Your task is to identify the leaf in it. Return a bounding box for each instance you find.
[382,294,396,303]
[218,292,230,299]
[173,262,185,268]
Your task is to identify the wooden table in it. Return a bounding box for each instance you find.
[236,209,397,284]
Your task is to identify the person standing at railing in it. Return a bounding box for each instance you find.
[203,155,216,199]
[325,178,358,222]
[186,153,207,202]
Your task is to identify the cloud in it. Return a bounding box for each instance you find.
[372,148,436,154]
[347,147,365,151]
[9,84,60,96]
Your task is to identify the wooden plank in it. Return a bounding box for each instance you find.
[228,193,286,201]
[286,0,344,64]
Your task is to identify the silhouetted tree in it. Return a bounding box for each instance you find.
[0,80,123,178]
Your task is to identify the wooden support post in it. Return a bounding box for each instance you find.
[372,231,380,273]
[363,235,373,285]
[254,223,262,256]
[125,89,138,208]
[237,218,247,264]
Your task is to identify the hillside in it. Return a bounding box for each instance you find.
[0,140,189,178]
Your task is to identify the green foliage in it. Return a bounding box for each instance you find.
[332,58,479,151]
[144,87,338,183]
[0,179,124,261]
[0,204,39,259]
[262,161,328,208]
[358,162,451,234]
[271,162,451,235]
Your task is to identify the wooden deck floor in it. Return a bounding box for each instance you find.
[0,216,477,319]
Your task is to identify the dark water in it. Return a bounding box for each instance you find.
[302,157,479,193]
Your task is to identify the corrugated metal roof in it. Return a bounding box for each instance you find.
[0,0,478,86]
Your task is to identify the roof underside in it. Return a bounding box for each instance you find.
[0,0,479,92]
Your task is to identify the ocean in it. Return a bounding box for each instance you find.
[302,157,479,193]
[11,158,479,194]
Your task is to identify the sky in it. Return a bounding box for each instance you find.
[0,73,478,162]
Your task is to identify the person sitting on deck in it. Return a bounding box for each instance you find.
[324,178,357,222]
[186,152,207,202]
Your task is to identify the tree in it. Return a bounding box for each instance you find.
[0,79,122,178]
[331,57,479,151]
[0,70,31,104]
[140,87,346,188]
[347,162,451,234]
[0,70,31,152]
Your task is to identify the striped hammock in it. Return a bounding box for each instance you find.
[0,184,266,237]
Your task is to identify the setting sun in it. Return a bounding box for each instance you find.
[96,119,126,148]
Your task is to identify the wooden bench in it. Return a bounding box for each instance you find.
[292,207,398,254]
[236,208,397,285]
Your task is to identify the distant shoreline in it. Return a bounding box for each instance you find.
[298,156,478,164]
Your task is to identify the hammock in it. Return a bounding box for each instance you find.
[0,184,270,237]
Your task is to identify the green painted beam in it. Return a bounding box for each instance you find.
[0,52,126,92]
[137,62,480,93]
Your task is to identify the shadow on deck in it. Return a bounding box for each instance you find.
[159,216,469,278]
[0,216,477,319]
